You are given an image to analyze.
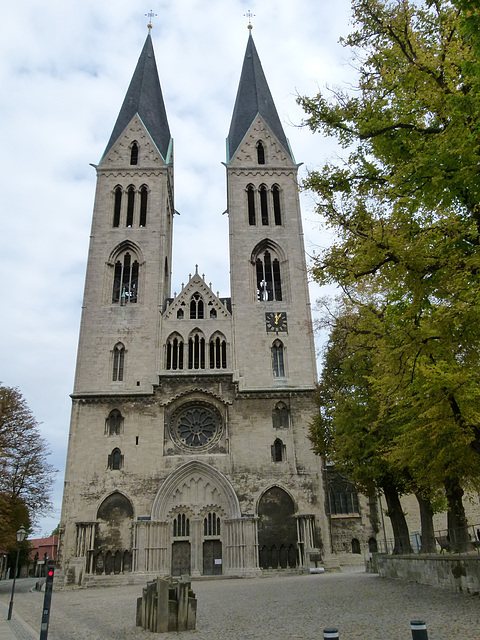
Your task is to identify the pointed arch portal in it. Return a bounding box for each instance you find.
[257,486,298,569]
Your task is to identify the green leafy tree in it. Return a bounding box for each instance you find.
[300,0,480,546]
[0,383,56,551]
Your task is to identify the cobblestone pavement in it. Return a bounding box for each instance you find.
[2,570,480,640]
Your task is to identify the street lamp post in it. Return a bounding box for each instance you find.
[7,526,27,621]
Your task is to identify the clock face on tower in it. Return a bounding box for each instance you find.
[265,312,288,333]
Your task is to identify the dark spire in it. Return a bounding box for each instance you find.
[227,33,292,162]
[101,33,171,162]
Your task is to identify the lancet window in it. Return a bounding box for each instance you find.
[112,252,139,304]
[139,185,148,227]
[260,185,269,225]
[113,186,122,227]
[247,184,256,225]
[190,293,204,319]
[108,447,123,470]
[256,250,282,301]
[188,332,206,370]
[209,335,227,369]
[272,340,285,378]
[106,409,124,435]
[272,184,282,225]
[126,186,135,227]
[130,142,138,165]
[257,141,265,164]
[112,343,125,381]
[173,513,190,537]
[272,438,285,462]
[272,402,289,428]
[166,334,184,370]
[204,512,221,536]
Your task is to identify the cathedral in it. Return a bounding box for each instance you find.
[59,26,371,586]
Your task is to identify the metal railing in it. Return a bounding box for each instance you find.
[375,522,480,555]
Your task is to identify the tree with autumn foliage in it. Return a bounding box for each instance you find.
[301,0,480,548]
[0,383,56,552]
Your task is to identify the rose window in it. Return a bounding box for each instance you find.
[172,403,221,450]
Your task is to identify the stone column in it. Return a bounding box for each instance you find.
[190,518,202,577]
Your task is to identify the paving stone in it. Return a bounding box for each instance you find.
[5,570,480,640]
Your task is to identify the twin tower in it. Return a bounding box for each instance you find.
[59,30,334,584]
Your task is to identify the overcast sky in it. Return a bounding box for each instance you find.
[0,0,353,536]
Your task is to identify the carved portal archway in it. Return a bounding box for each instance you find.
[257,486,297,569]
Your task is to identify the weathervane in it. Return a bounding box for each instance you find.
[244,10,255,30]
[145,9,157,31]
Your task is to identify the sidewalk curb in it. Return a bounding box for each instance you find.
[0,601,37,640]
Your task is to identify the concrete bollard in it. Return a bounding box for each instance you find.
[323,629,339,639]
[410,620,428,640]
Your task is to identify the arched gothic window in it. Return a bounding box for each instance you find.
[272,185,282,225]
[257,141,265,164]
[173,513,190,537]
[190,293,204,319]
[260,185,269,225]
[256,250,282,301]
[139,185,148,227]
[209,335,227,369]
[113,186,122,227]
[188,332,206,370]
[177,308,184,319]
[112,252,139,304]
[272,340,285,377]
[112,343,125,381]
[106,409,123,435]
[126,186,135,227]
[272,438,285,462]
[247,184,256,225]
[166,334,184,370]
[130,142,138,165]
[204,512,221,536]
[108,447,123,470]
[272,402,289,428]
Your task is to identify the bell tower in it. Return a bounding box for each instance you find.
[73,32,173,394]
[226,32,317,392]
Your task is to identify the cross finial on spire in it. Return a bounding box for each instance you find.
[244,10,255,30]
[145,9,157,31]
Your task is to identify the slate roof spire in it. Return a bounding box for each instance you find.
[101,33,171,163]
[227,33,293,163]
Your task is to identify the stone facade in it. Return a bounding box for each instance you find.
[59,32,371,586]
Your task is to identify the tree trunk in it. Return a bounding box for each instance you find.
[382,481,412,554]
[444,477,471,553]
[414,493,436,553]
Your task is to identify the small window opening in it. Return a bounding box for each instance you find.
[112,252,139,304]
[190,293,204,319]
[260,185,269,225]
[112,344,125,381]
[204,512,221,536]
[166,336,184,370]
[257,141,265,164]
[272,402,289,428]
[272,185,282,225]
[139,185,148,226]
[173,513,190,537]
[247,185,256,225]
[130,142,138,165]
[135,436,139,446]
[272,340,285,377]
[272,438,285,462]
[188,333,206,370]
[113,186,122,227]
[106,409,123,435]
[256,250,282,301]
[108,447,123,470]
[210,308,217,319]
[126,186,135,227]
[177,309,184,319]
